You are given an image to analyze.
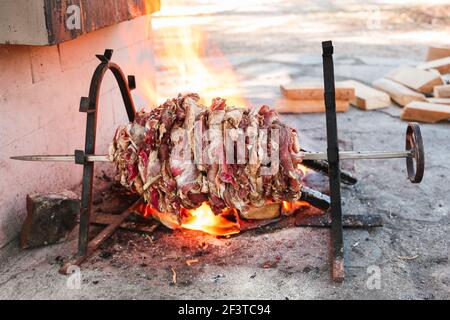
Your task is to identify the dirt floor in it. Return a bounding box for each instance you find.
[0,0,449,299]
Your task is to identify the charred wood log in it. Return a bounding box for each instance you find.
[299,186,330,211]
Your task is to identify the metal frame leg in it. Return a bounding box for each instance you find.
[60,49,138,274]
[322,41,345,282]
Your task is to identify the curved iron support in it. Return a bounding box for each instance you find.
[77,49,136,257]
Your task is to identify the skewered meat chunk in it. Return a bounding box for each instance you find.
[108,94,304,221]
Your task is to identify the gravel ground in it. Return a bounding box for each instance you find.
[0,0,449,299]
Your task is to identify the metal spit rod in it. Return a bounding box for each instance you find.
[10,150,414,163]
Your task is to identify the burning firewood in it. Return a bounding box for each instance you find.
[109,93,315,225]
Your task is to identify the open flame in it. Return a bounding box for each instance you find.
[180,203,240,236]
[138,153,312,236]
[132,2,313,236]
[281,200,309,213]
[145,0,247,106]
[140,202,240,236]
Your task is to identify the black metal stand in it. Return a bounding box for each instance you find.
[295,43,426,283]
[322,41,382,281]
[60,49,142,274]
[322,41,345,282]
[59,46,385,282]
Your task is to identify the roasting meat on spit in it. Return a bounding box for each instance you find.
[109,93,306,224]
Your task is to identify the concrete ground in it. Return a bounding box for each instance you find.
[0,0,449,299]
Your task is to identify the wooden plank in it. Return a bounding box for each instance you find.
[428,68,442,76]
[340,80,391,110]
[59,198,144,275]
[280,83,355,100]
[0,1,48,45]
[91,214,158,234]
[427,97,450,105]
[386,66,443,94]
[433,84,450,98]
[240,203,281,220]
[275,98,349,113]
[426,46,450,61]
[418,57,450,75]
[0,0,160,45]
[372,78,426,107]
[401,101,450,123]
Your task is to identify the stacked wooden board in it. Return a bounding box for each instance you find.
[339,80,391,110]
[276,79,393,113]
[426,46,450,61]
[276,80,355,113]
[384,66,442,94]
[275,46,450,122]
[401,101,450,123]
[372,78,426,106]
[372,46,450,123]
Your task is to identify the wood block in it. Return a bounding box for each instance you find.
[428,68,442,76]
[401,101,450,123]
[426,46,450,61]
[340,80,391,110]
[280,83,355,100]
[275,98,349,113]
[21,191,80,249]
[386,66,443,94]
[433,84,450,98]
[427,97,450,105]
[418,57,450,75]
[372,78,426,107]
[240,203,281,220]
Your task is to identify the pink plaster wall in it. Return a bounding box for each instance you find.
[0,15,156,248]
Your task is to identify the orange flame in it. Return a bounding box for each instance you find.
[181,203,240,236]
[298,164,309,176]
[139,164,311,236]
[147,0,247,106]
[282,201,309,213]
[140,202,240,236]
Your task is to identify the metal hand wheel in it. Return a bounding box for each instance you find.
[406,122,424,183]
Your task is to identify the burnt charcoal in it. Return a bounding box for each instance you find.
[93,195,104,205]
[193,249,209,257]
[101,170,112,182]
[54,255,65,264]
[99,251,113,259]
[302,266,312,273]
[20,191,80,249]
[212,274,224,283]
